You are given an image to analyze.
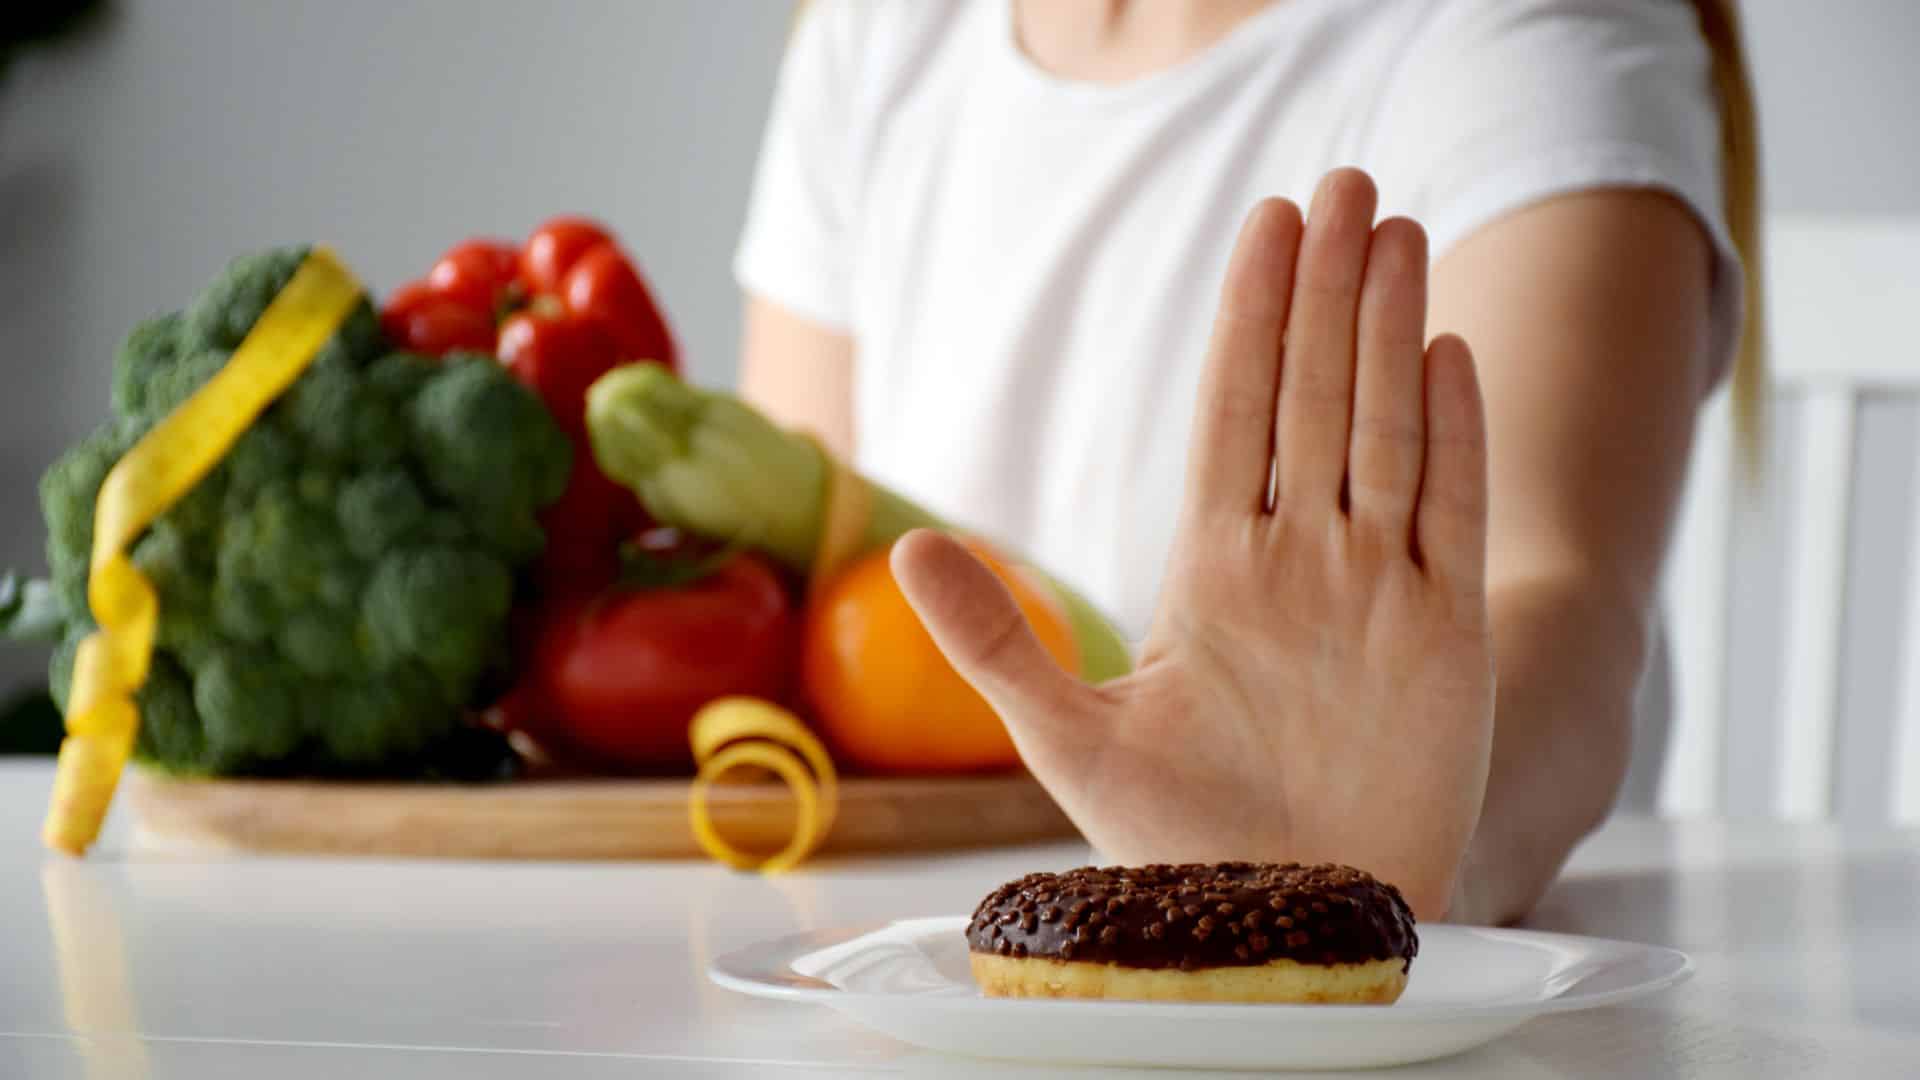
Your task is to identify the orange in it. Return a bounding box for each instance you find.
[801,538,1081,773]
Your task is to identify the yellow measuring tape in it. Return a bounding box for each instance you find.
[687,697,839,874]
[806,443,874,599]
[44,250,363,856]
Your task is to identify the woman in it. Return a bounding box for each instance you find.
[735,0,1760,923]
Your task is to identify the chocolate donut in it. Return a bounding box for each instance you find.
[966,862,1417,1003]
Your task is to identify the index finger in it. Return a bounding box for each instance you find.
[1179,198,1304,522]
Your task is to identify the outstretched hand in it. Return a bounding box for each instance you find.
[892,169,1495,919]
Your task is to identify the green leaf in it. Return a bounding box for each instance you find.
[0,572,66,643]
[612,529,753,593]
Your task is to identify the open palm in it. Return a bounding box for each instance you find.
[892,170,1494,919]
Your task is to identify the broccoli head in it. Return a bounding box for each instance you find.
[39,246,568,777]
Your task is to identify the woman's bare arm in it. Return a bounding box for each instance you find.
[1428,189,1715,923]
[738,295,857,459]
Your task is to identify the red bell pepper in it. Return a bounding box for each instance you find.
[380,218,677,373]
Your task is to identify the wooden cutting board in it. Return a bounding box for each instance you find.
[123,769,1080,860]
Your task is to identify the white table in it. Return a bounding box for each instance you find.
[1,761,1915,1078]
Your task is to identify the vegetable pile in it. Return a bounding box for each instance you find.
[7,216,1136,866]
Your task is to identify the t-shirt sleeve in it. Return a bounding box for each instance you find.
[733,0,869,331]
[1367,0,1742,381]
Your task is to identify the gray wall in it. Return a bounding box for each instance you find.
[1745,0,1920,215]
[1,2,1916,823]
[0,0,790,688]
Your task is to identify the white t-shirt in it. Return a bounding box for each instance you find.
[736,0,1739,638]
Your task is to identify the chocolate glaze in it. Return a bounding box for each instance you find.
[966,863,1417,973]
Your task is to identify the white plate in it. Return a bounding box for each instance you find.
[710,916,1691,1071]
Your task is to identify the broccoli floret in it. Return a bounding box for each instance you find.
[362,547,513,695]
[210,575,277,645]
[33,246,572,778]
[140,347,230,422]
[164,465,228,547]
[221,421,300,501]
[131,656,207,771]
[295,465,341,509]
[131,522,218,669]
[282,359,364,463]
[411,354,572,562]
[366,352,437,400]
[280,611,364,680]
[314,662,449,767]
[45,549,89,639]
[112,312,183,420]
[238,486,358,612]
[337,468,429,560]
[193,648,304,767]
[48,625,84,716]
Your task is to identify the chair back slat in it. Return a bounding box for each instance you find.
[1774,388,1857,820]
[1893,420,1920,825]
[1659,394,1734,816]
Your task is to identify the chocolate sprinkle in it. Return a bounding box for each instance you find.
[965,863,1417,973]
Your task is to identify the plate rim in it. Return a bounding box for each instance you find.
[708,915,1693,1021]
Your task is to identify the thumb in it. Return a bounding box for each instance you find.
[890,530,1094,730]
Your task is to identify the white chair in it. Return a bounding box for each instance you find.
[1657,215,1920,825]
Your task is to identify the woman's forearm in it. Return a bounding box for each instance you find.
[1450,577,1648,925]
[738,294,858,458]
[1427,189,1715,923]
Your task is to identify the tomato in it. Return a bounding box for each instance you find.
[559,242,678,370]
[497,305,620,436]
[518,551,799,770]
[520,217,614,295]
[426,239,521,312]
[379,280,496,355]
